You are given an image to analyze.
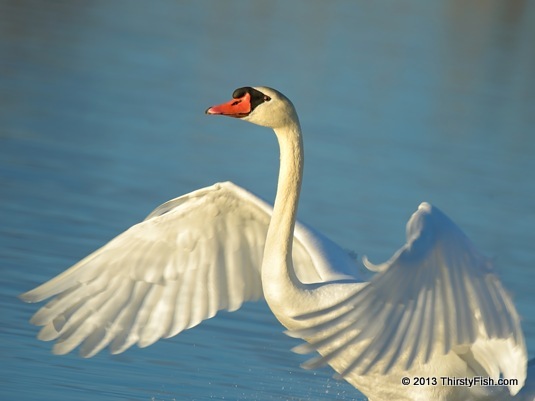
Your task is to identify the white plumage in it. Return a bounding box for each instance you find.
[288,202,526,398]
[21,182,356,357]
[21,86,530,401]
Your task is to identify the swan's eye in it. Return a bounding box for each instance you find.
[264,95,271,102]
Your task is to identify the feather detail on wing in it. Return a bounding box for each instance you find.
[288,202,526,396]
[20,182,357,357]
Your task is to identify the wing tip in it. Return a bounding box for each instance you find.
[417,201,432,212]
[19,282,60,303]
[19,288,42,303]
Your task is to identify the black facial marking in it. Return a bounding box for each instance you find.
[232,87,270,113]
[232,87,249,99]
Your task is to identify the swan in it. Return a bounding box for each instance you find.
[21,86,529,400]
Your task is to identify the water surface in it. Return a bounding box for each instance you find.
[1,1,534,400]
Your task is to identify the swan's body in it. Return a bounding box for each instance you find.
[21,86,530,400]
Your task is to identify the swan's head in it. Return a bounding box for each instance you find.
[206,86,299,129]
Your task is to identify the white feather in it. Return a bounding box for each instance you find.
[289,202,526,396]
[20,181,357,357]
[22,86,529,401]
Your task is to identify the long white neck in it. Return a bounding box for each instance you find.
[261,118,305,317]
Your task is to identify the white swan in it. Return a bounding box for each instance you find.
[21,86,529,400]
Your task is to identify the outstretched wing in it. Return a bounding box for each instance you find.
[20,181,357,358]
[289,202,526,395]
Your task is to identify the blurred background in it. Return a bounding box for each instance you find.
[1,1,534,400]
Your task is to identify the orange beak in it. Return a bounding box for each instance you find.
[205,92,252,118]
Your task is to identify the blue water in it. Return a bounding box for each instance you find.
[1,1,534,400]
